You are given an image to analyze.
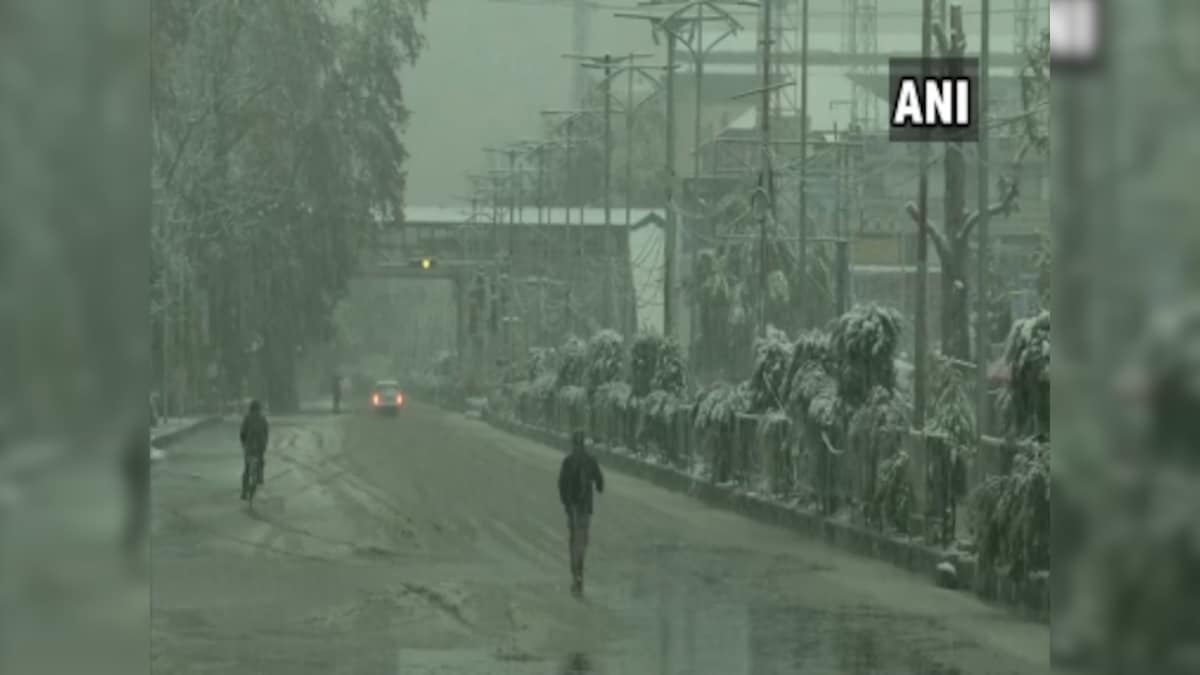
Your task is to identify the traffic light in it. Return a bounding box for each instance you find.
[411,257,435,270]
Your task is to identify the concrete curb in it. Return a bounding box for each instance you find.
[483,412,1048,623]
[151,417,223,449]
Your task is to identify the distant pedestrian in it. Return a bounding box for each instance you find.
[239,400,270,500]
[557,430,604,596]
[122,411,150,564]
[332,373,342,414]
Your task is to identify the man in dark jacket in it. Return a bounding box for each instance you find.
[332,373,342,414]
[557,430,604,596]
[239,400,269,500]
[122,411,150,563]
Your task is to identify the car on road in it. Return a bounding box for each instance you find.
[369,379,405,415]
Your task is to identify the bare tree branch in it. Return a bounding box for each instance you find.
[960,177,1020,241]
[904,201,951,262]
[958,136,1036,242]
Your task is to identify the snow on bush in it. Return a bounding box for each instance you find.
[873,449,914,534]
[967,441,1049,582]
[830,304,903,407]
[556,336,588,389]
[1000,310,1049,440]
[652,337,685,395]
[630,332,685,397]
[585,329,625,395]
[640,389,679,425]
[848,386,910,457]
[693,381,750,433]
[749,325,792,413]
[929,350,976,480]
[595,381,632,412]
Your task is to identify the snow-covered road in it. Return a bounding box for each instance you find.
[150,402,1051,674]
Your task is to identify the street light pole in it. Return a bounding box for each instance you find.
[602,54,614,329]
[626,55,635,227]
[914,0,932,436]
[975,0,991,440]
[798,0,809,329]
[664,28,678,340]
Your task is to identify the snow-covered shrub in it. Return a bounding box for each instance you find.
[593,381,633,446]
[556,336,588,389]
[595,380,632,412]
[967,441,1050,583]
[651,337,685,395]
[630,333,685,398]
[749,326,792,413]
[756,411,793,494]
[830,304,903,408]
[785,329,834,391]
[529,373,558,424]
[873,450,914,534]
[639,389,683,464]
[999,311,1049,440]
[557,385,588,430]
[693,381,749,433]
[848,386,912,526]
[693,381,750,482]
[928,351,975,504]
[585,329,625,395]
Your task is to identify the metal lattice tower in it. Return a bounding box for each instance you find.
[774,0,800,121]
[841,0,879,129]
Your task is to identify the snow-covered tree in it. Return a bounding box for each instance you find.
[902,21,1043,361]
[152,0,427,412]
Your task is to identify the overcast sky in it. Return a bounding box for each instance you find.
[400,0,1045,206]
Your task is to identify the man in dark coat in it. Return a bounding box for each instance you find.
[122,411,150,563]
[332,373,342,414]
[239,400,269,500]
[557,430,604,596]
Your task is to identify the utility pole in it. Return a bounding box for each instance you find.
[565,54,617,327]
[574,52,667,336]
[664,28,678,339]
[626,57,636,226]
[758,0,773,339]
[542,108,600,325]
[914,0,931,437]
[571,0,590,104]
[798,0,809,330]
[835,130,849,317]
[585,53,665,227]
[974,0,991,440]
[693,3,704,178]
[603,54,614,329]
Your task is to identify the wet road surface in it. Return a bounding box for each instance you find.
[151,401,1052,674]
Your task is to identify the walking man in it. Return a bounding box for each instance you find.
[557,430,604,596]
[239,400,269,500]
[332,373,342,414]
